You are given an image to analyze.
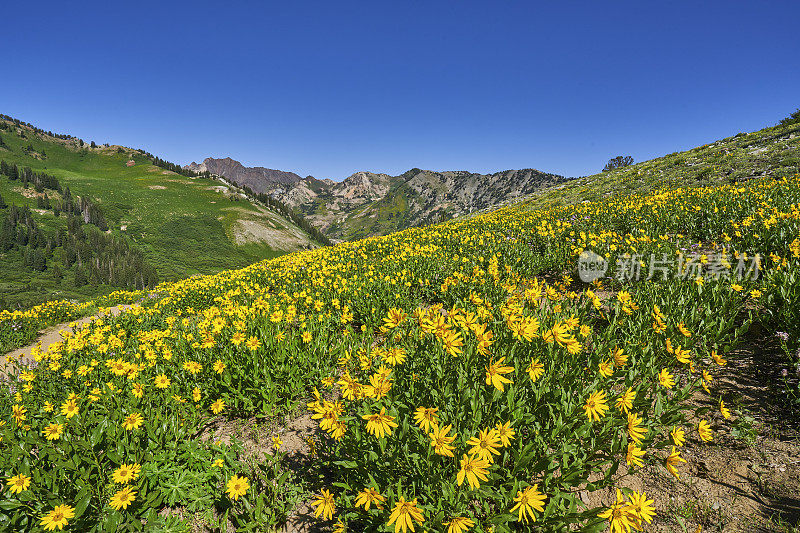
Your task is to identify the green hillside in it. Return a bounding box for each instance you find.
[2,168,799,531]
[331,181,418,241]
[0,117,322,309]
[513,119,800,212]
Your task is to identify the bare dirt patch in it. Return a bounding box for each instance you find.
[13,186,41,199]
[198,411,322,533]
[583,336,800,532]
[149,185,167,190]
[200,412,320,467]
[230,218,315,251]
[275,414,321,533]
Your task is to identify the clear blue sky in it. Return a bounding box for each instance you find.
[3,1,799,180]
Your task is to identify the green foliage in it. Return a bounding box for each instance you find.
[760,263,800,411]
[728,410,758,446]
[779,108,800,126]
[0,117,321,310]
[603,155,634,172]
[0,381,299,531]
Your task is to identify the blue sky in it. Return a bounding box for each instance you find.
[3,1,799,180]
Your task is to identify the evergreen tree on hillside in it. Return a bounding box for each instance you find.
[780,108,800,126]
[25,247,47,271]
[0,193,6,209]
[603,155,634,172]
[7,162,19,180]
[0,218,12,251]
[51,263,63,283]
[74,267,87,287]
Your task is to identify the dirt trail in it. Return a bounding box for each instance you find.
[0,305,130,376]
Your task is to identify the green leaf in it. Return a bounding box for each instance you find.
[73,487,92,519]
[0,501,23,511]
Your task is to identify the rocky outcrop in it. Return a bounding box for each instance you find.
[185,157,302,194]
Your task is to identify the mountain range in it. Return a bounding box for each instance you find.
[188,113,800,241]
[3,109,798,311]
[186,158,566,241]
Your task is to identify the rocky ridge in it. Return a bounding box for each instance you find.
[185,158,566,241]
[186,157,303,192]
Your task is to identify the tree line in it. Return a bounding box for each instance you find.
[60,217,159,289]
[0,165,158,290]
[0,205,49,271]
[0,114,74,141]
[150,155,203,177]
[0,203,158,289]
[0,160,109,229]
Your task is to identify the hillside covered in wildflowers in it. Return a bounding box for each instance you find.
[1,173,799,531]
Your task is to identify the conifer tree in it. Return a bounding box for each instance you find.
[74,267,87,287]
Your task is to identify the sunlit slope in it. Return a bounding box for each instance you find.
[506,120,800,213]
[0,118,320,307]
[1,171,798,530]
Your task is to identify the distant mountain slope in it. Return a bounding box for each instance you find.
[0,116,323,309]
[306,168,567,241]
[186,157,304,192]
[509,119,800,213]
[186,157,566,241]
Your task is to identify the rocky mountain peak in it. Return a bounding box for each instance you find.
[184,157,302,194]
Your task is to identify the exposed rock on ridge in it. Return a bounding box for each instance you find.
[185,158,566,241]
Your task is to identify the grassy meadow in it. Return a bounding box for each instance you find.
[0,121,319,310]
